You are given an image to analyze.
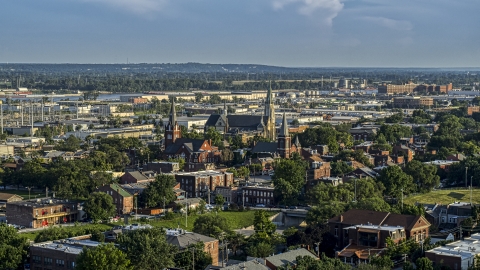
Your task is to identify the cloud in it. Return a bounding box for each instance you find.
[272,0,344,26]
[363,16,413,31]
[81,0,168,15]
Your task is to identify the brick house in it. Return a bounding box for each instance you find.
[329,209,431,249]
[166,229,219,266]
[329,209,430,265]
[175,170,234,198]
[30,235,99,270]
[240,186,275,207]
[96,183,134,215]
[7,198,80,228]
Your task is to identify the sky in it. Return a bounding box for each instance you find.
[1,0,479,67]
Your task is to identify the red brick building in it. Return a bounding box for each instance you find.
[7,198,80,228]
[175,170,233,198]
[96,183,134,215]
[163,100,221,172]
[240,186,275,206]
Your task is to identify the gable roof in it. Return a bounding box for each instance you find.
[329,209,431,229]
[109,183,133,198]
[266,248,317,267]
[0,192,23,201]
[251,142,278,154]
[164,138,209,155]
[205,114,221,127]
[227,115,268,129]
[166,231,216,248]
[328,209,390,225]
[125,171,150,181]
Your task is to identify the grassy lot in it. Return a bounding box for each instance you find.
[19,210,274,241]
[148,210,264,231]
[404,189,480,205]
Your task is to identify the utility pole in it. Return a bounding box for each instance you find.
[27,186,33,200]
[46,187,48,198]
[471,176,473,206]
[353,178,357,203]
[185,192,188,228]
[315,242,320,258]
[401,188,404,210]
[242,191,245,208]
[207,186,210,204]
[466,167,468,189]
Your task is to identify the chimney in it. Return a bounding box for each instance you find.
[340,215,344,222]
[209,139,212,146]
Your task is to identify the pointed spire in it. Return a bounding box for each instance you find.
[279,113,289,137]
[223,100,227,116]
[295,135,301,147]
[169,99,177,125]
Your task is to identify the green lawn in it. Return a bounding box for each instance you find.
[19,210,273,242]
[405,189,480,205]
[148,210,268,231]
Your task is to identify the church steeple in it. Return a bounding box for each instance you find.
[169,99,177,126]
[164,98,181,148]
[264,81,276,140]
[277,113,291,159]
[223,100,227,116]
[279,112,289,137]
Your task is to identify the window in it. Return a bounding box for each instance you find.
[56,259,65,267]
[44,257,53,265]
[67,261,75,269]
[334,227,338,236]
[32,255,41,263]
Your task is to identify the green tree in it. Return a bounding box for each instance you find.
[214,194,225,206]
[272,159,307,205]
[415,257,434,270]
[174,242,212,270]
[0,224,29,270]
[404,160,440,193]
[84,192,116,222]
[330,161,354,177]
[76,243,133,270]
[117,228,176,270]
[254,210,276,236]
[377,166,414,198]
[193,215,230,238]
[246,241,274,258]
[306,203,346,225]
[204,127,223,147]
[195,92,204,103]
[369,255,394,269]
[139,174,177,208]
[226,232,246,256]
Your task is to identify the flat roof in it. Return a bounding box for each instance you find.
[7,198,77,208]
[32,238,100,255]
[426,233,480,260]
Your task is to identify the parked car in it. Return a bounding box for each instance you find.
[256,204,266,208]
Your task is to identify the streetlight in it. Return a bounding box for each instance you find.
[466,167,468,189]
[471,176,474,206]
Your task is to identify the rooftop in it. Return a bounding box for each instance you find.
[32,237,100,255]
[7,198,77,208]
